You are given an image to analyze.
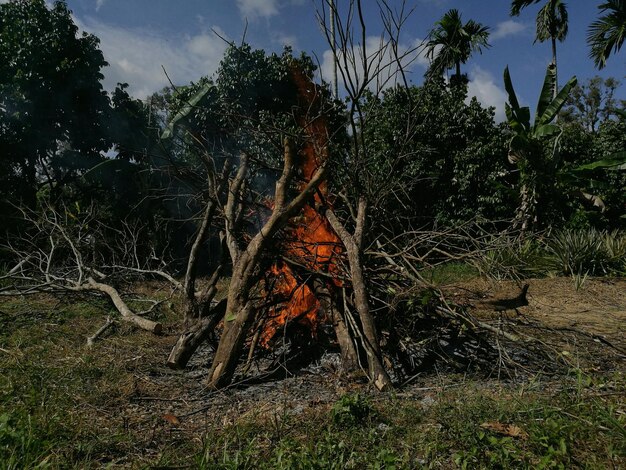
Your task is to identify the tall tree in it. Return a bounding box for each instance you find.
[0,0,112,206]
[511,0,569,98]
[588,0,626,69]
[561,76,622,132]
[424,9,490,84]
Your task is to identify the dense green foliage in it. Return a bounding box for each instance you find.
[357,82,512,227]
[0,0,162,260]
[588,0,626,69]
[160,43,344,178]
[0,0,110,206]
[1,0,623,256]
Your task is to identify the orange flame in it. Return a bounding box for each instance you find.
[260,65,342,347]
[260,263,321,346]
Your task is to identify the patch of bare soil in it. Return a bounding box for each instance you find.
[449,277,624,339]
[443,277,626,370]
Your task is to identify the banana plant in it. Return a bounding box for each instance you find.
[504,62,577,232]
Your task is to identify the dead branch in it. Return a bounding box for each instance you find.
[326,200,392,390]
[2,202,165,334]
[183,159,232,323]
[103,265,182,290]
[69,278,163,334]
[207,136,328,389]
[87,316,115,347]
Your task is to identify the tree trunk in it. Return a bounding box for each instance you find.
[167,299,226,369]
[315,279,359,371]
[325,199,392,391]
[182,161,230,326]
[206,295,253,388]
[515,182,537,236]
[183,199,217,325]
[552,37,558,100]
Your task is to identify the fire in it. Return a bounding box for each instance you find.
[260,263,321,346]
[259,65,342,347]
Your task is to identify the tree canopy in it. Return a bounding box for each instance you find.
[424,9,490,84]
[0,0,111,205]
[588,0,626,69]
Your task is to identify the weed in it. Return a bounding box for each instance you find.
[0,412,55,469]
[472,235,544,280]
[331,393,373,427]
[425,262,478,285]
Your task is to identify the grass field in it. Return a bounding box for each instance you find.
[1,278,624,468]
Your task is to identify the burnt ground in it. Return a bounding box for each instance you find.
[0,277,624,468]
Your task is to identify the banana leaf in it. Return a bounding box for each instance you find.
[161,82,213,140]
[536,75,577,126]
[503,66,520,111]
[534,123,560,138]
[535,63,556,120]
[571,152,626,171]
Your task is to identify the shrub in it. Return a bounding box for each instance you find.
[472,235,544,280]
[543,229,626,275]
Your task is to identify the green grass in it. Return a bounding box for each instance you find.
[423,262,479,285]
[192,378,625,469]
[0,292,178,468]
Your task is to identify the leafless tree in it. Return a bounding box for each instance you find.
[1,201,165,335]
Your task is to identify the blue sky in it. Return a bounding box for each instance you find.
[60,0,625,121]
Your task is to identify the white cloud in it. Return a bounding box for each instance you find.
[319,36,428,92]
[273,33,299,49]
[491,20,527,41]
[75,17,229,99]
[235,0,307,21]
[466,66,508,122]
[95,0,106,12]
[236,0,279,20]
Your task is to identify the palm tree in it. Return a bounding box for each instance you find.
[424,9,490,84]
[588,0,626,69]
[511,0,568,98]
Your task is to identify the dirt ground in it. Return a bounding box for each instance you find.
[451,276,625,343]
[453,278,626,334]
